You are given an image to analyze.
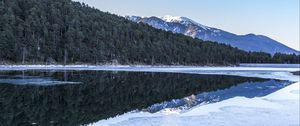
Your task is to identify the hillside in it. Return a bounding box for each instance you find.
[126,15,299,55]
[0,0,299,65]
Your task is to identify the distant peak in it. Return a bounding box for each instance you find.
[160,15,195,24]
[160,15,210,30]
[245,33,257,36]
[160,15,184,22]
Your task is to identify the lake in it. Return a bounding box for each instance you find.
[0,70,292,126]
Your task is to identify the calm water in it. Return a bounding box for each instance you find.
[0,70,291,126]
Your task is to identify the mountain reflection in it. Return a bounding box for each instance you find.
[0,70,286,126]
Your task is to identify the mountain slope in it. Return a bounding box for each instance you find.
[0,0,299,65]
[126,15,299,55]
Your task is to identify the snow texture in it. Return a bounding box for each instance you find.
[161,15,211,30]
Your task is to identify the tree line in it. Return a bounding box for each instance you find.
[0,0,299,65]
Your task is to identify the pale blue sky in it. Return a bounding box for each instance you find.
[76,0,299,51]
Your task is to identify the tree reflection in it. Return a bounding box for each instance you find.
[0,70,272,126]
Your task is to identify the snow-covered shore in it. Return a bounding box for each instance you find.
[91,82,299,126]
[0,64,299,81]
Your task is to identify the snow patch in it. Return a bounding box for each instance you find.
[161,15,211,30]
[89,82,299,126]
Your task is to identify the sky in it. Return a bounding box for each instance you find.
[75,0,299,51]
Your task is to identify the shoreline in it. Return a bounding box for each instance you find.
[1,64,299,82]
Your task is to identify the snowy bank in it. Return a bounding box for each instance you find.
[89,81,299,126]
[0,64,299,81]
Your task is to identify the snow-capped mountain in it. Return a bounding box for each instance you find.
[126,15,299,55]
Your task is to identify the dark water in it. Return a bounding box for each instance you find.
[0,70,291,126]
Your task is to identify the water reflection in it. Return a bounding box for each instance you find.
[147,80,290,112]
[0,70,289,126]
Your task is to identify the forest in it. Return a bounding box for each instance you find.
[0,0,299,65]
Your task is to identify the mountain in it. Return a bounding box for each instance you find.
[0,0,299,65]
[126,15,299,55]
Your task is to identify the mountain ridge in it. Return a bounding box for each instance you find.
[126,15,299,55]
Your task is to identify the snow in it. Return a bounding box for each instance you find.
[240,63,300,68]
[0,64,299,71]
[161,15,211,30]
[89,83,299,126]
[183,83,299,116]
[1,64,298,80]
[0,78,81,85]
[160,15,187,23]
[213,29,221,33]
